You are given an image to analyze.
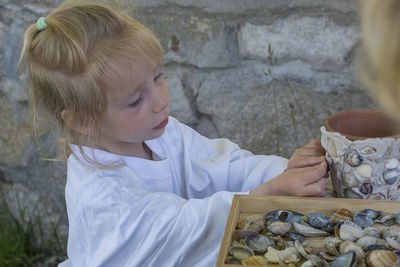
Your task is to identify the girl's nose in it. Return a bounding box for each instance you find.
[152,86,169,113]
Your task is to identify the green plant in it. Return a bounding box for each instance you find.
[0,197,65,267]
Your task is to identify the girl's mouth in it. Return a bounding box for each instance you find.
[153,117,169,130]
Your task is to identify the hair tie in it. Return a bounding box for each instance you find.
[36,17,48,31]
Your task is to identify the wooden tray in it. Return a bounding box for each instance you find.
[216,194,400,267]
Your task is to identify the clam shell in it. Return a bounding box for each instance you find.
[385,158,399,170]
[267,221,292,235]
[354,212,375,227]
[356,236,377,249]
[330,251,356,267]
[241,255,267,265]
[345,149,363,167]
[366,249,398,267]
[293,222,329,237]
[229,246,254,259]
[383,168,398,185]
[331,208,354,223]
[356,164,373,178]
[339,240,365,264]
[339,221,364,242]
[245,234,274,253]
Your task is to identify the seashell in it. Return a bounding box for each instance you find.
[381,225,400,239]
[320,221,339,234]
[264,246,280,264]
[365,244,390,252]
[360,146,377,155]
[363,226,381,239]
[367,192,386,200]
[385,158,399,169]
[383,168,398,185]
[375,215,396,226]
[238,214,265,232]
[323,236,342,256]
[294,240,309,260]
[264,209,303,223]
[386,237,400,250]
[344,188,363,199]
[302,237,326,255]
[306,212,331,229]
[241,255,267,265]
[225,256,241,264]
[330,251,356,267]
[356,164,373,178]
[376,238,388,247]
[267,221,292,236]
[293,222,329,237]
[229,246,254,259]
[345,149,363,167]
[286,212,304,224]
[277,247,300,264]
[330,208,354,223]
[343,174,362,187]
[354,212,375,227]
[339,221,364,242]
[356,236,377,249]
[394,214,400,224]
[326,137,337,157]
[339,240,365,264]
[359,182,373,195]
[304,255,327,267]
[288,232,306,243]
[366,249,398,267]
[233,230,259,240]
[244,234,274,253]
[360,209,384,220]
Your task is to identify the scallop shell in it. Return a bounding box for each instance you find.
[385,158,399,170]
[229,246,254,259]
[242,214,265,232]
[356,164,373,178]
[383,168,398,185]
[339,221,364,242]
[267,221,292,236]
[241,255,267,265]
[366,250,398,267]
[293,222,329,237]
[330,208,354,223]
[339,240,365,264]
[345,149,363,167]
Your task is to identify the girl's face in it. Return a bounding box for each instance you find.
[96,60,169,156]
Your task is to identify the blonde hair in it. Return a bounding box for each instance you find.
[19,1,164,165]
[358,0,400,120]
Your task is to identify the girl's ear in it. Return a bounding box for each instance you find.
[61,109,91,135]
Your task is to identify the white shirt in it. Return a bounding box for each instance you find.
[59,116,288,267]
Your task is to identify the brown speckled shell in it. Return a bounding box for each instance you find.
[366,250,398,267]
[331,208,354,223]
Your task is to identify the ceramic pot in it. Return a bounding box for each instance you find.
[320,110,400,200]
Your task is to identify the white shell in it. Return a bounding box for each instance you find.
[339,221,364,242]
[264,246,280,264]
[293,222,329,237]
[385,158,399,170]
[277,247,300,264]
[267,221,292,235]
[356,236,377,249]
[356,164,373,178]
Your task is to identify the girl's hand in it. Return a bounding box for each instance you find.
[287,139,326,169]
[250,160,328,197]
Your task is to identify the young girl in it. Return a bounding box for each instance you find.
[19,1,328,266]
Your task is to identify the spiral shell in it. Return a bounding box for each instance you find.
[366,250,398,267]
[345,149,363,167]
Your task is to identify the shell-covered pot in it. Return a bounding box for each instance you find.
[321,110,400,200]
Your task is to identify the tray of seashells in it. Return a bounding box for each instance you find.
[216,194,400,267]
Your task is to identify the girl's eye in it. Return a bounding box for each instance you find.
[154,72,163,82]
[128,92,144,108]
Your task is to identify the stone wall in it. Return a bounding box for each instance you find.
[0,0,377,249]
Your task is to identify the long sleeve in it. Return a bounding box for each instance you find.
[63,160,236,267]
[156,117,288,198]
